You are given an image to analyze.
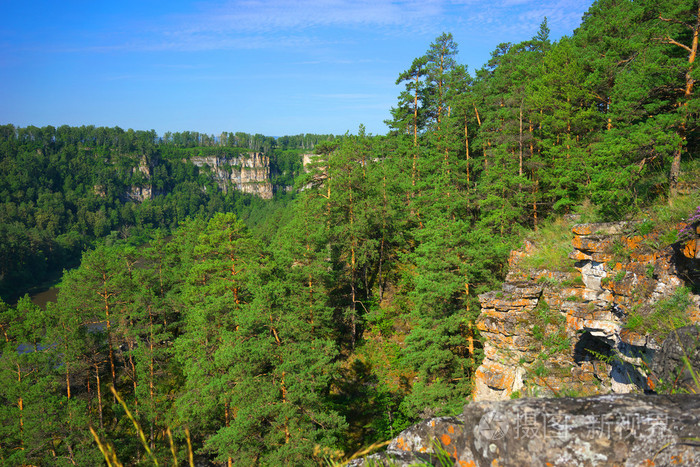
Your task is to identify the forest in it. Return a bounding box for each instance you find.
[1,0,699,465]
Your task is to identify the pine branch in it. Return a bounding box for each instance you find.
[661,36,693,53]
[658,15,694,31]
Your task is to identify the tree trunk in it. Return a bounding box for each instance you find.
[664,3,699,197]
[95,363,104,431]
[519,101,524,177]
[465,114,470,189]
[16,364,24,451]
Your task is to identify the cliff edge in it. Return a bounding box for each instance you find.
[473,218,700,401]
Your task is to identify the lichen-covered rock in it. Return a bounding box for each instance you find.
[356,394,700,467]
[473,221,700,401]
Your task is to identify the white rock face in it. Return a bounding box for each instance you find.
[580,261,606,292]
[190,152,273,199]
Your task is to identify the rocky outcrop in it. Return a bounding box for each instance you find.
[124,155,153,202]
[354,393,700,466]
[474,219,700,401]
[190,152,273,199]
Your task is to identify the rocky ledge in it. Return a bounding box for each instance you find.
[354,393,700,466]
[473,219,700,400]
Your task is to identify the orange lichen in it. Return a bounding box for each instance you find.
[624,235,642,250]
[441,433,452,446]
[683,239,698,259]
[395,437,406,451]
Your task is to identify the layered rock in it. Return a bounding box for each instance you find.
[190,152,273,199]
[354,393,700,466]
[474,220,700,401]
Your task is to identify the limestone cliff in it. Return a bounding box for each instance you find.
[473,219,700,401]
[106,152,275,202]
[190,152,273,199]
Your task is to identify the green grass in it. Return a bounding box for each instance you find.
[531,299,570,356]
[613,270,627,283]
[610,239,632,264]
[519,217,575,272]
[647,188,700,230]
[561,276,584,287]
[537,275,560,287]
[624,287,694,341]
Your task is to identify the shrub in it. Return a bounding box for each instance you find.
[645,264,655,279]
[610,240,631,264]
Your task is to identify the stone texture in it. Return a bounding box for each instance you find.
[473,221,700,401]
[354,394,700,467]
[651,325,700,393]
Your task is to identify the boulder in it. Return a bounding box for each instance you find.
[354,394,700,466]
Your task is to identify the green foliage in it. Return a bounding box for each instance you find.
[531,299,570,362]
[610,240,632,265]
[649,189,700,229]
[659,229,679,246]
[519,218,574,271]
[0,126,331,302]
[637,219,655,236]
[561,276,584,287]
[614,270,627,283]
[645,263,656,279]
[537,275,560,287]
[625,287,694,340]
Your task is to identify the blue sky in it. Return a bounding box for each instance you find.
[1,0,593,137]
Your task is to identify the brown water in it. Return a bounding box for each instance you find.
[30,287,59,309]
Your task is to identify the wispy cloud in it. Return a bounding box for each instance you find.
[74,0,447,53]
[449,0,591,40]
[24,0,591,55]
[188,0,444,32]
[313,93,380,99]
